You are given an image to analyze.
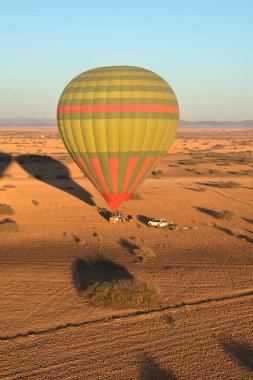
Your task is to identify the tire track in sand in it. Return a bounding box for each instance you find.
[1,288,252,342]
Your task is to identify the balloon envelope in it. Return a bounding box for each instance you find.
[57,66,179,209]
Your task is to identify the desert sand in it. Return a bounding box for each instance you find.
[0,125,252,379]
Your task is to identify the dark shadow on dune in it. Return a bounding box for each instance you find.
[221,339,253,371]
[196,181,219,187]
[72,256,134,292]
[244,228,253,234]
[237,234,253,244]
[137,215,151,226]
[98,207,111,221]
[212,224,235,236]
[213,224,253,244]
[16,154,95,206]
[140,354,177,380]
[242,217,253,225]
[195,206,219,218]
[0,152,12,178]
[182,187,201,192]
[119,238,139,253]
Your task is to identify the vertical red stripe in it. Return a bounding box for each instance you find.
[109,157,119,194]
[90,158,109,194]
[129,156,153,193]
[122,156,139,193]
[78,157,103,193]
[132,156,162,193]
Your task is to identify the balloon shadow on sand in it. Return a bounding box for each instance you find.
[220,338,253,371]
[140,354,177,380]
[72,256,134,292]
[16,154,95,207]
[0,152,12,178]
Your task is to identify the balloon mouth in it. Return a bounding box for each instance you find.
[103,193,133,210]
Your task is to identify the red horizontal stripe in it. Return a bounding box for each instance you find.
[58,104,179,114]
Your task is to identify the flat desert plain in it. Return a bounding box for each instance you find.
[0,126,253,379]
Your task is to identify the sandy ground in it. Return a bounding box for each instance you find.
[0,126,253,379]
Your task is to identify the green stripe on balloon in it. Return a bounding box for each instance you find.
[64,85,173,93]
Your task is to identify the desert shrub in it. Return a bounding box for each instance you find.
[208,169,223,175]
[0,188,6,191]
[196,187,207,192]
[212,144,225,149]
[81,280,162,309]
[32,200,39,205]
[217,181,241,188]
[178,160,198,165]
[0,218,18,232]
[240,170,253,175]
[132,247,156,262]
[132,193,143,200]
[191,153,206,159]
[216,210,234,220]
[3,184,15,189]
[0,204,14,215]
[152,170,164,176]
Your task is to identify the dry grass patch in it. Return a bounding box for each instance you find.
[178,159,198,165]
[132,193,143,200]
[217,181,241,188]
[216,210,234,220]
[0,218,18,232]
[151,169,164,176]
[0,204,14,215]
[132,247,156,262]
[81,280,163,309]
[3,184,15,189]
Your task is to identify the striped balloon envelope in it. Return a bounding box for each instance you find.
[57,66,179,210]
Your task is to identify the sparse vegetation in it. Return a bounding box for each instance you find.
[81,279,163,309]
[178,160,198,165]
[3,184,15,189]
[132,247,156,262]
[0,218,18,232]
[208,169,223,175]
[152,169,164,176]
[196,187,207,192]
[0,204,14,215]
[216,181,241,188]
[132,193,143,200]
[32,200,39,205]
[73,235,86,246]
[216,210,234,220]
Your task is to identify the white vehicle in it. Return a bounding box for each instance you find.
[148,219,168,228]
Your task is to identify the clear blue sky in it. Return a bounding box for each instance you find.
[0,0,252,121]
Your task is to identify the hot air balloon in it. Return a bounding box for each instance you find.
[57,66,179,210]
